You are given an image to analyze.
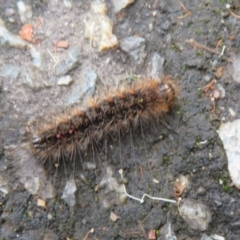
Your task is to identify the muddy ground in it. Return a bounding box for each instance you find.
[1,0,240,239]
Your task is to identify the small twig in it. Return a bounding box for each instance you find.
[219,45,226,58]
[177,198,182,216]
[83,228,94,240]
[177,0,192,19]
[121,231,142,237]
[47,49,60,71]
[226,4,240,19]
[215,39,222,49]
[186,39,220,55]
[119,169,177,204]
[138,221,148,239]
[203,80,217,113]
[203,79,216,93]
[186,39,231,63]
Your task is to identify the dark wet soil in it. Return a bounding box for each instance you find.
[1,0,240,239]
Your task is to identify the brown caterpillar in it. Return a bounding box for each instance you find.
[22,77,178,173]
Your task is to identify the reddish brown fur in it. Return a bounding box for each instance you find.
[27,78,178,170]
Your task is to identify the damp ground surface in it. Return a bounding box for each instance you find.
[1,0,240,239]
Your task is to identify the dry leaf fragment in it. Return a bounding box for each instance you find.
[37,198,47,209]
[153,178,159,183]
[110,211,121,222]
[83,228,94,240]
[148,229,156,240]
[215,67,223,78]
[19,24,34,42]
[55,40,69,49]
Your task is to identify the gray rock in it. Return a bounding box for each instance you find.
[232,56,240,83]
[66,68,97,105]
[5,7,15,23]
[213,193,222,207]
[99,166,127,208]
[1,64,20,79]
[211,59,218,71]
[61,179,77,207]
[217,119,240,189]
[179,198,211,231]
[147,52,165,79]
[43,231,59,240]
[144,207,166,229]
[55,48,81,76]
[0,174,9,194]
[162,21,171,30]
[120,36,146,65]
[159,222,177,240]
[30,47,45,71]
[21,71,41,90]
[197,186,206,195]
[230,220,240,231]
[201,234,213,240]
[221,10,230,18]
[14,146,55,199]
[0,19,27,48]
[210,234,225,240]
[57,75,73,86]
[1,223,19,239]
[5,8,15,16]
[17,0,33,24]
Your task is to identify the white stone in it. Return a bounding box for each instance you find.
[232,56,240,83]
[0,175,9,194]
[210,234,225,240]
[217,119,240,189]
[83,1,118,51]
[61,179,77,206]
[57,75,73,86]
[111,0,135,13]
[17,1,32,24]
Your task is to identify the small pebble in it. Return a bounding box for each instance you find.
[197,186,206,195]
[152,11,157,16]
[204,74,211,82]
[216,83,225,98]
[57,75,73,86]
[84,162,96,170]
[111,0,135,12]
[210,234,225,240]
[120,36,146,65]
[47,213,53,220]
[5,8,15,16]
[17,0,33,24]
[0,19,27,48]
[148,229,156,240]
[55,40,69,49]
[61,179,77,207]
[229,108,236,117]
[55,48,81,76]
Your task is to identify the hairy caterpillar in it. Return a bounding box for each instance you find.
[17,77,178,176]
